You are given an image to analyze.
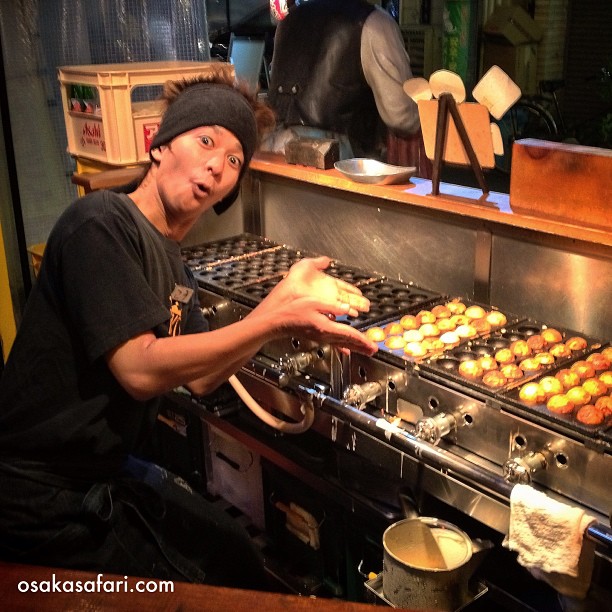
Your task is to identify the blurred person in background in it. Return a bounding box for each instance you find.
[264,0,428,173]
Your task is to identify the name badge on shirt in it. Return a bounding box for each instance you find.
[169,284,194,336]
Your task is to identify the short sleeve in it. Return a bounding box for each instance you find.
[52,196,174,362]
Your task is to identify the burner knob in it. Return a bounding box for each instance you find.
[415,412,457,445]
[503,452,547,484]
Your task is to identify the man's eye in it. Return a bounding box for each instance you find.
[228,155,242,168]
[200,135,213,146]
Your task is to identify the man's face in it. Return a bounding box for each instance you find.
[154,125,244,222]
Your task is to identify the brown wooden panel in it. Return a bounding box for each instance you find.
[509,138,612,230]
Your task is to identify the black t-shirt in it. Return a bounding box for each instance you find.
[0,191,206,472]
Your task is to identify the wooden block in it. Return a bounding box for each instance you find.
[510,139,612,231]
[284,137,340,170]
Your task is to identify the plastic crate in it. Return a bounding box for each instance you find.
[58,61,234,166]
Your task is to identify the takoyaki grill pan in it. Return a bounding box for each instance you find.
[418,321,609,444]
[339,279,442,329]
[362,299,523,370]
[419,320,602,393]
[494,346,611,445]
[186,235,442,329]
[181,233,281,271]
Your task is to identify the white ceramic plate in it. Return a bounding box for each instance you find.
[334,158,416,185]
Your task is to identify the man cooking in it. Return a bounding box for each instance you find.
[0,69,377,587]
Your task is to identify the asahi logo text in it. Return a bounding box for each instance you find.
[80,120,104,150]
[82,122,101,139]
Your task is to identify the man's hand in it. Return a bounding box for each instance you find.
[269,256,371,318]
[252,257,378,356]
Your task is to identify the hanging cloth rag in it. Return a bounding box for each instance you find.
[503,484,597,598]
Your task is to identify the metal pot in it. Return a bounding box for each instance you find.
[382,517,492,611]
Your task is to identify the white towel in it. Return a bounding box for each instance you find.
[503,484,597,598]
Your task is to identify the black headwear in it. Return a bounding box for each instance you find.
[150,82,257,214]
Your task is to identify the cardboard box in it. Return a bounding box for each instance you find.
[484,6,542,45]
[482,6,541,96]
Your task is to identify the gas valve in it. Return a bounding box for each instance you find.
[503,451,547,484]
[278,346,329,386]
[343,381,384,409]
[415,412,457,445]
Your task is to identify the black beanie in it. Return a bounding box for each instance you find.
[150,82,258,214]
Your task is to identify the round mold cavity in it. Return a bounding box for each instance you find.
[434,356,460,371]
[381,305,399,313]
[515,324,541,336]
[486,337,510,350]
[410,293,428,302]
[472,345,494,357]
[454,350,479,361]
[502,331,525,342]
